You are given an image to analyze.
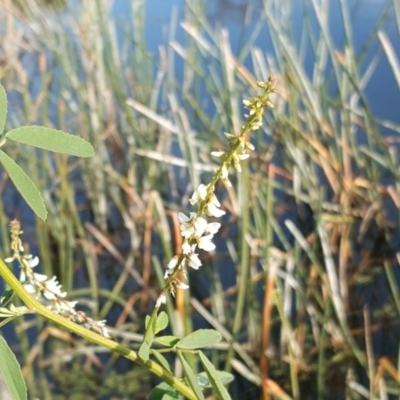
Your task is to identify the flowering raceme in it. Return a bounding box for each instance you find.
[156,77,276,307]
[4,220,111,338]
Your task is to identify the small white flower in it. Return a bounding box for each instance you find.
[167,256,179,270]
[164,269,173,279]
[33,273,48,282]
[182,241,196,255]
[178,212,195,237]
[156,293,167,307]
[26,256,39,268]
[211,150,225,158]
[48,299,78,315]
[205,193,225,218]
[233,154,242,172]
[221,164,229,179]
[178,212,208,238]
[187,252,202,269]
[205,222,220,235]
[198,234,216,252]
[189,184,208,205]
[224,132,236,140]
[194,217,208,236]
[176,281,189,290]
[19,270,27,282]
[43,276,67,300]
[24,283,39,298]
[221,164,232,187]
[251,120,263,130]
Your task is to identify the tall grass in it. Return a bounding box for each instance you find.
[0,0,400,398]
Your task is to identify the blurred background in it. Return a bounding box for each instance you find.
[0,0,400,399]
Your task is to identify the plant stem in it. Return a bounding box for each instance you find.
[0,259,197,400]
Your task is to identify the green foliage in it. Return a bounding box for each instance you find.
[0,335,27,400]
[151,350,172,372]
[154,335,179,347]
[0,286,14,307]
[177,352,205,399]
[6,126,94,157]
[141,309,233,399]
[176,329,222,349]
[0,150,47,220]
[0,84,7,136]
[0,83,94,220]
[155,311,169,333]
[199,351,231,400]
[148,382,179,400]
[0,82,95,398]
[196,371,234,388]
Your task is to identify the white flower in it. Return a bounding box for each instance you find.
[156,293,167,307]
[211,150,225,158]
[232,153,250,173]
[48,299,78,315]
[198,234,216,252]
[178,212,195,237]
[182,241,196,255]
[26,256,39,268]
[24,283,38,297]
[251,120,262,130]
[189,184,208,205]
[176,281,189,290]
[205,193,225,217]
[164,269,173,279]
[194,217,208,236]
[167,256,179,270]
[178,213,207,238]
[220,164,232,187]
[221,164,229,180]
[205,222,221,235]
[18,256,39,282]
[33,273,48,282]
[224,132,237,140]
[43,276,67,300]
[187,252,202,269]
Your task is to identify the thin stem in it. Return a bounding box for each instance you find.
[0,259,197,400]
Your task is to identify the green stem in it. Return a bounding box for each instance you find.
[0,259,197,400]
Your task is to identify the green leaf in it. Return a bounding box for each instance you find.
[0,287,14,307]
[176,329,222,350]
[154,335,179,347]
[0,150,47,220]
[196,371,234,388]
[147,382,179,400]
[177,352,205,400]
[199,352,232,400]
[0,83,7,136]
[0,335,27,400]
[155,311,169,334]
[151,349,172,372]
[6,126,94,157]
[138,342,150,361]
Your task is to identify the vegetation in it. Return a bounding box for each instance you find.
[0,0,400,398]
